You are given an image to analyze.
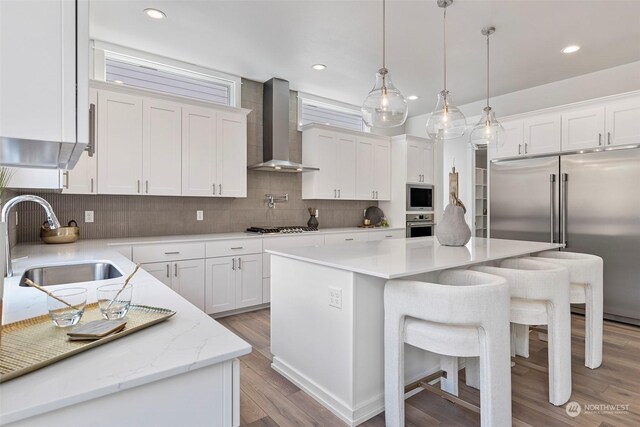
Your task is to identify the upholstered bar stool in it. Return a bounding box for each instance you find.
[384,270,512,427]
[534,251,603,369]
[471,258,572,406]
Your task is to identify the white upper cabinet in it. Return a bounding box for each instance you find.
[181,106,247,198]
[523,113,561,155]
[97,90,144,195]
[182,105,218,197]
[605,97,640,147]
[303,125,390,201]
[561,106,605,151]
[0,0,88,156]
[63,87,97,194]
[406,138,434,184]
[217,112,247,198]
[302,126,357,200]
[491,119,523,160]
[143,99,182,196]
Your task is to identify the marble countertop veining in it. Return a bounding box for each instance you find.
[0,240,251,425]
[266,237,564,279]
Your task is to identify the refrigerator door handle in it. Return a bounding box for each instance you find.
[561,173,568,247]
[550,174,556,243]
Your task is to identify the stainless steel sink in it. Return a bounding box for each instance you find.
[19,262,123,287]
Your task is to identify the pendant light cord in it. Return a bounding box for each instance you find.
[486,32,490,108]
[382,0,386,70]
[443,7,447,92]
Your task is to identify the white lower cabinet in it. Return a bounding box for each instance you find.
[324,232,369,245]
[205,254,263,315]
[368,229,405,241]
[141,259,205,310]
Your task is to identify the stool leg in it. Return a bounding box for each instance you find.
[584,283,603,369]
[479,335,512,426]
[465,357,480,390]
[512,323,530,358]
[546,303,572,405]
[440,356,459,395]
[384,316,406,427]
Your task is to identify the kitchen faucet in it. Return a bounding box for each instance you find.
[1,195,60,277]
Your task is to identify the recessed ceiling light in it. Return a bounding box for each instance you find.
[407,95,420,101]
[562,45,580,54]
[312,64,327,71]
[144,8,166,19]
[113,80,124,84]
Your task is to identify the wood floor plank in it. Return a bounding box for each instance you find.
[223,309,640,427]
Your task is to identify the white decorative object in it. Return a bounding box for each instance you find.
[471,258,572,406]
[436,204,471,246]
[384,269,512,427]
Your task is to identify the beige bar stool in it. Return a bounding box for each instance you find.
[534,251,603,369]
[384,270,512,427]
[471,258,572,406]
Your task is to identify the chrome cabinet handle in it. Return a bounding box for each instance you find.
[525,143,528,154]
[166,264,169,278]
[607,132,612,145]
[375,190,378,199]
[164,251,180,255]
[385,235,393,238]
[371,190,374,199]
[212,184,216,195]
[219,184,222,195]
[345,238,354,241]
[90,178,94,193]
[87,103,96,157]
[232,258,236,270]
[63,171,69,189]
[137,180,141,193]
[145,180,149,194]
[518,144,522,155]
[550,174,556,244]
[230,247,243,250]
[237,257,242,269]
[174,263,178,277]
[338,189,341,198]
[334,189,337,198]
[598,133,602,146]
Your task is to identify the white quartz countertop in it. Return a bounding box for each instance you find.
[101,226,403,246]
[0,240,252,425]
[266,237,564,279]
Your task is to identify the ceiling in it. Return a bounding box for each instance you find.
[90,0,640,117]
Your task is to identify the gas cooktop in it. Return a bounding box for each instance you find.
[246,226,319,235]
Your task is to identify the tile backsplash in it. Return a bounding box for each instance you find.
[12,79,382,243]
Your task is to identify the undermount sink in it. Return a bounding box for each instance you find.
[19,262,123,287]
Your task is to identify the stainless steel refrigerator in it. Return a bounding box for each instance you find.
[490,147,640,325]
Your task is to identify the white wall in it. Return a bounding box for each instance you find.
[406,60,640,224]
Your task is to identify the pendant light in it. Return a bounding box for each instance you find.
[361,0,408,128]
[425,0,466,140]
[469,26,504,150]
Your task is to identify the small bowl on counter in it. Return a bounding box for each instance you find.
[40,220,79,244]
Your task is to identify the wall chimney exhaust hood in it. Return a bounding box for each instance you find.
[0,137,86,169]
[248,78,319,173]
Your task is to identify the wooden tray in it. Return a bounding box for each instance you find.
[0,303,176,383]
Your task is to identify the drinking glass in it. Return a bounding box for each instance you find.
[47,287,87,327]
[97,283,132,320]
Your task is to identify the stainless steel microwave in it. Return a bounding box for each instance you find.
[406,184,434,211]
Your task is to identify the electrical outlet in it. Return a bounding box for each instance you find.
[196,210,204,221]
[329,287,342,309]
[84,211,94,223]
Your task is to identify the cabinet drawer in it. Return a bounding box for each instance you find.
[206,238,262,258]
[368,229,405,241]
[324,232,369,245]
[132,242,205,263]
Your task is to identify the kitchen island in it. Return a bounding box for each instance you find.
[0,241,251,426]
[267,237,562,426]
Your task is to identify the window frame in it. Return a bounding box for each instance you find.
[297,92,368,133]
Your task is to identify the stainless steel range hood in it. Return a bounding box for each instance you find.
[248,78,318,173]
[0,136,85,169]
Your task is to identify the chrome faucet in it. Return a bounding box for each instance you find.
[1,195,60,277]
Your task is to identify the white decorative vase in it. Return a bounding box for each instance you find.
[436,204,471,247]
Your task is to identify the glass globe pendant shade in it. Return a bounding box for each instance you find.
[469,106,505,150]
[361,68,408,128]
[425,90,467,139]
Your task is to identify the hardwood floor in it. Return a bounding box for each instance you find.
[217,310,640,426]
